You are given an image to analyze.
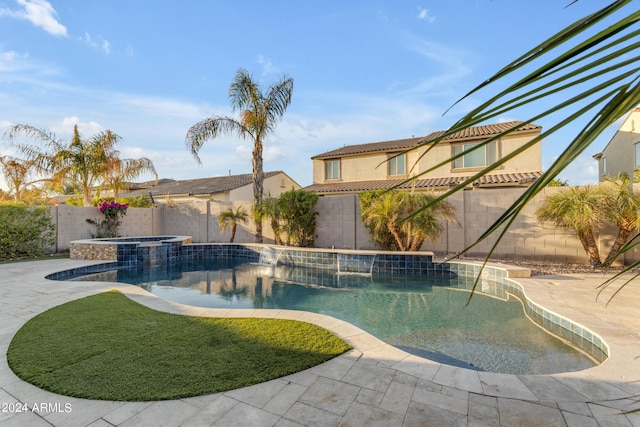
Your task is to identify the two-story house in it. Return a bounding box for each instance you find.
[305,121,543,195]
[593,108,640,181]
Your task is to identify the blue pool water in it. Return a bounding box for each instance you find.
[74,259,595,375]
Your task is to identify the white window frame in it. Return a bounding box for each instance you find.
[325,159,340,180]
[388,152,406,176]
[452,141,499,169]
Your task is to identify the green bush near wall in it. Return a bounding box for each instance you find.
[0,202,56,260]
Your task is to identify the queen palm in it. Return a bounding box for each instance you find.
[535,186,605,266]
[185,68,294,243]
[5,124,158,206]
[0,156,48,202]
[219,206,250,243]
[102,156,158,199]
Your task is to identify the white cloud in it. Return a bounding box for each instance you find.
[126,43,134,57]
[0,0,67,36]
[102,39,111,55]
[50,116,104,136]
[417,8,435,24]
[257,55,279,76]
[78,32,111,54]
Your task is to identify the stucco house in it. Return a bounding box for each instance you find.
[305,121,543,195]
[121,171,300,203]
[593,108,640,181]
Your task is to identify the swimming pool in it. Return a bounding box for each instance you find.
[71,258,596,375]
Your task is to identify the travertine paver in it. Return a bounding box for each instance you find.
[1,259,640,426]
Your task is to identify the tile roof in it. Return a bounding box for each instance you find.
[303,171,543,194]
[312,121,541,159]
[122,171,286,198]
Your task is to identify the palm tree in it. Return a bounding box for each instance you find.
[599,174,640,266]
[56,126,119,206]
[185,68,294,243]
[362,191,404,250]
[5,124,157,206]
[102,156,158,199]
[535,186,605,266]
[219,206,250,243]
[256,197,283,245]
[0,156,48,202]
[362,190,457,251]
[405,192,458,251]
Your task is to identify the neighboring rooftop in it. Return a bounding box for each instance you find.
[122,171,290,198]
[312,121,541,160]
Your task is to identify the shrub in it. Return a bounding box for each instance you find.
[276,190,319,247]
[0,202,56,260]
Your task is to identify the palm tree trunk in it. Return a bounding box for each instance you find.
[603,227,633,266]
[388,221,406,251]
[578,230,601,267]
[252,140,264,243]
[230,223,237,243]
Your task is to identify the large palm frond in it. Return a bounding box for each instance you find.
[186,117,248,164]
[404,1,638,274]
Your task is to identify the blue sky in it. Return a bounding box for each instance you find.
[0,1,631,190]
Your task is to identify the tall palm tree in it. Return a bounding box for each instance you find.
[599,174,640,266]
[185,68,294,243]
[219,206,250,243]
[535,186,605,266]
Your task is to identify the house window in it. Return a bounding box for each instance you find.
[635,142,640,168]
[388,153,406,176]
[452,141,498,169]
[325,159,340,180]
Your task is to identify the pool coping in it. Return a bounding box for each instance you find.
[1,258,640,425]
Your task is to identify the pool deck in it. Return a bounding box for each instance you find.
[1,259,639,426]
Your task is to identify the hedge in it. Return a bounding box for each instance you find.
[0,203,56,260]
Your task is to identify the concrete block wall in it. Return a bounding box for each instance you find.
[49,187,640,265]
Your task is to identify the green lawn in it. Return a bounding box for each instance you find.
[7,291,351,401]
